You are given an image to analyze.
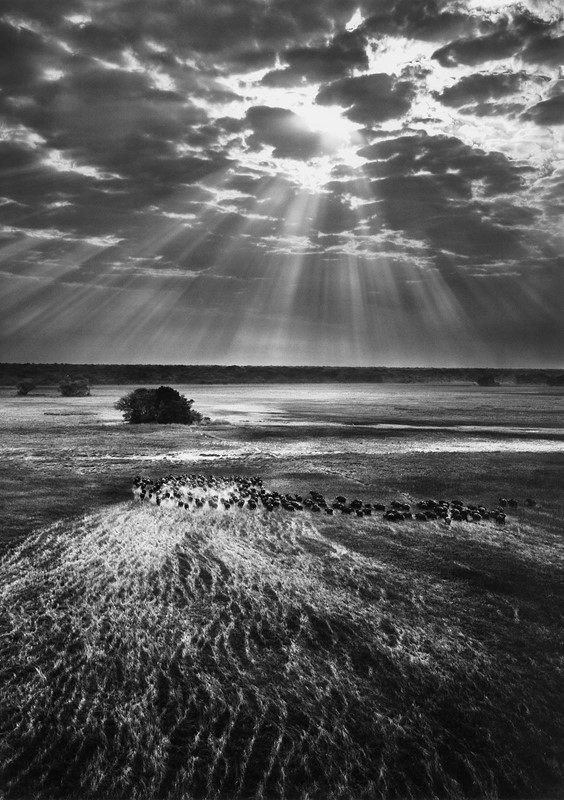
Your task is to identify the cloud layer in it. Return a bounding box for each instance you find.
[1,0,563,366]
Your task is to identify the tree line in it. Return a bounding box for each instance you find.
[2,363,563,388]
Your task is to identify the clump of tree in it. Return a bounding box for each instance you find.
[476,374,499,387]
[115,386,204,424]
[59,375,91,397]
[16,381,36,396]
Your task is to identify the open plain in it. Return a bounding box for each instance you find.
[1,384,563,800]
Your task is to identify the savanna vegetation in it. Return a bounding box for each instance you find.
[59,375,91,397]
[0,385,563,800]
[1,498,563,800]
[115,386,205,425]
[15,380,35,396]
[2,362,564,389]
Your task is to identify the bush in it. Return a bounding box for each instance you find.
[16,381,36,396]
[59,375,91,396]
[115,386,203,424]
[476,374,499,387]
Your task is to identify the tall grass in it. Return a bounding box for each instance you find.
[0,504,563,799]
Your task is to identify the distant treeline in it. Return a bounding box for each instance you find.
[1,363,563,387]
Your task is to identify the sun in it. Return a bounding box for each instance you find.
[258,81,364,159]
[292,100,357,146]
[280,99,365,189]
[219,73,365,189]
[264,100,365,189]
[293,100,364,162]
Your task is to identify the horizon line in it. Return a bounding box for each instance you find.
[1,362,563,372]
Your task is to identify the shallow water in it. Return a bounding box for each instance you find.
[172,383,564,455]
[2,383,563,456]
[181,383,564,428]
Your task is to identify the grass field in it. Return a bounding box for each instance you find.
[1,385,563,799]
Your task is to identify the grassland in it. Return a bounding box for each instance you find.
[1,386,563,799]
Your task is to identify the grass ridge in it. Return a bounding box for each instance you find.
[0,504,563,799]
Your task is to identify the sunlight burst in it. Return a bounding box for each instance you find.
[293,102,359,151]
[219,75,365,189]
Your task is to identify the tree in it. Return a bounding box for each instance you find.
[59,375,91,396]
[476,374,499,387]
[16,381,36,396]
[115,386,204,424]
[115,388,155,423]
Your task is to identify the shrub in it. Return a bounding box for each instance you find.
[16,381,36,396]
[476,374,499,387]
[115,386,203,424]
[59,375,91,397]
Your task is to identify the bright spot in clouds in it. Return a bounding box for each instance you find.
[0,0,563,368]
[346,8,364,32]
[223,78,365,185]
[42,150,118,180]
[64,13,92,26]
[291,103,359,150]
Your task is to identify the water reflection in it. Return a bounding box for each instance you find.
[182,384,564,456]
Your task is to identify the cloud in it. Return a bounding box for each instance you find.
[458,101,525,118]
[1,0,563,367]
[262,28,369,86]
[0,140,124,225]
[355,133,529,260]
[1,0,82,24]
[0,19,54,96]
[61,18,139,60]
[26,60,208,145]
[259,69,302,89]
[0,223,122,248]
[0,140,42,172]
[432,29,520,67]
[522,34,564,66]
[433,70,550,117]
[366,176,522,259]
[244,106,326,159]
[316,73,415,124]
[522,93,564,125]
[0,6,243,215]
[312,195,358,235]
[359,133,525,195]
[225,48,278,72]
[435,72,527,107]
[82,0,361,60]
[359,0,472,42]
[431,9,564,68]
[5,54,233,205]
[511,10,564,66]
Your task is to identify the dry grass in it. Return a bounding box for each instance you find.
[1,387,563,798]
[1,503,563,800]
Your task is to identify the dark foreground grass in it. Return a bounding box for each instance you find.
[1,504,563,800]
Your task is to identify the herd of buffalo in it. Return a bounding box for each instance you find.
[133,473,538,525]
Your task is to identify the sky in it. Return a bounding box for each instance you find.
[1,0,563,367]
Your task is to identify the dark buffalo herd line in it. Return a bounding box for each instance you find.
[133,474,538,525]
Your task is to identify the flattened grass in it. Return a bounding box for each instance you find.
[1,504,563,799]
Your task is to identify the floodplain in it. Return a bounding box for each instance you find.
[1,383,563,799]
